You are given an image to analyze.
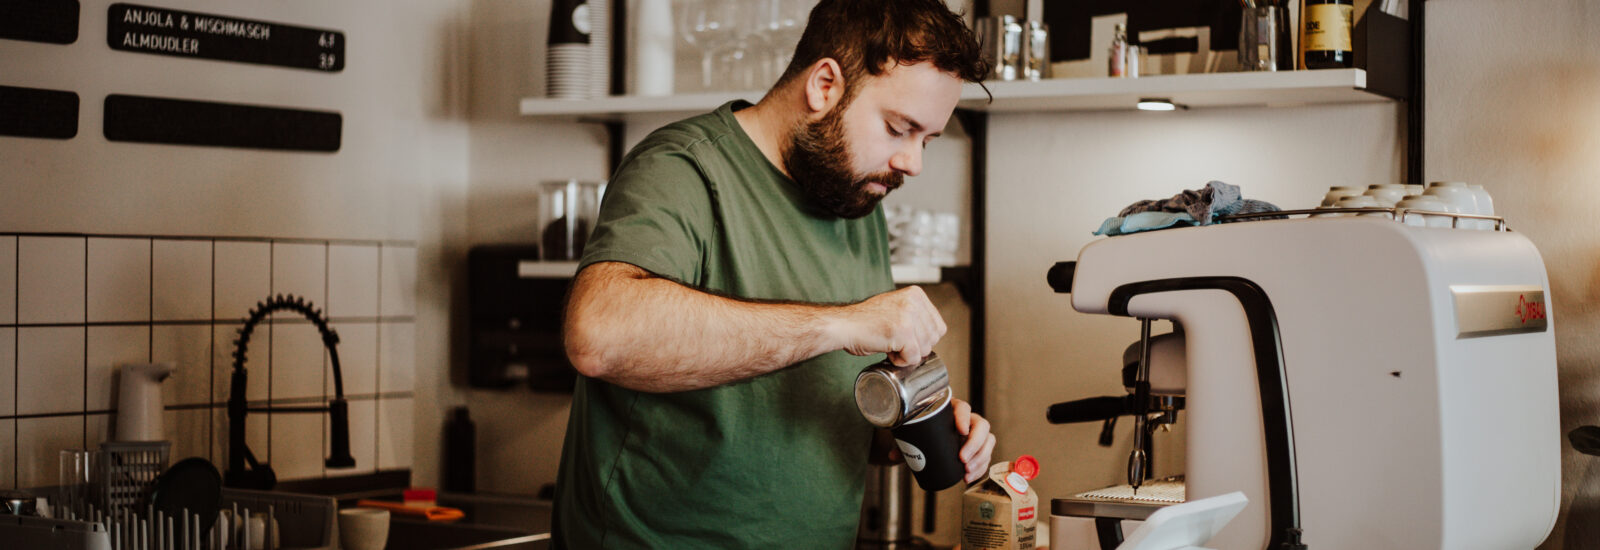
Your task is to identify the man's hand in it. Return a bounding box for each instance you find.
[833,285,947,366]
[953,398,995,483]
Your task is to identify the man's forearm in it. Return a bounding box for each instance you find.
[563,262,845,392]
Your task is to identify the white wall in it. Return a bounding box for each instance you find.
[0,0,472,489]
[1427,2,1600,548]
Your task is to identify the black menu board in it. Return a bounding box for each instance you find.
[0,0,80,44]
[104,94,341,152]
[107,3,344,72]
[0,85,79,139]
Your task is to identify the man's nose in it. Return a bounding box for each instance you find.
[889,142,923,177]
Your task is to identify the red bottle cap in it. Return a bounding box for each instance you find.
[1012,455,1040,480]
[404,488,437,501]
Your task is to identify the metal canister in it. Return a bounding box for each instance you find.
[975,16,1024,81]
[854,353,951,429]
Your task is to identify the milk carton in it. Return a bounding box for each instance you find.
[962,457,1039,550]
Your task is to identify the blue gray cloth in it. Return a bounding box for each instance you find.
[1094,181,1283,236]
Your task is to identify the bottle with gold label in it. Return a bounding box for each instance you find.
[1303,0,1354,69]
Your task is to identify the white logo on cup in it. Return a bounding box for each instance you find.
[895,439,927,471]
[572,5,591,35]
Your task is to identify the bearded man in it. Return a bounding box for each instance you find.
[552,0,994,546]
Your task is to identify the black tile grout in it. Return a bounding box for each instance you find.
[148,239,154,364]
[267,242,275,466]
[0,232,417,248]
[322,243,329,479]
[11,236,17,490]
[375,245,384,467]
[6,235,419,487]
[81,236,87,450]
[209,240,216,466]
[0,316,416,329]
[0,392,413,420]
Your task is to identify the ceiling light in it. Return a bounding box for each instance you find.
[1136,98,1184,111]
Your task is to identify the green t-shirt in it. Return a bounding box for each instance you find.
[552,101,894,548]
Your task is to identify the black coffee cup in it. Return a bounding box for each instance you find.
[890,400,965,491]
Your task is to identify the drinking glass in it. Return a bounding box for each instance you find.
[679,0,739,91]
[714,0,757,91]
[756,0,813,84]
[58,448,100,520]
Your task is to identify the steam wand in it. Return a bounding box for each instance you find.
[1128,318,1153,495]
[226,294,356,490]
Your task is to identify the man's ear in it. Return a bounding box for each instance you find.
[803,58,846,115]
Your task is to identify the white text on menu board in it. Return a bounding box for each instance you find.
[119,7,276,55]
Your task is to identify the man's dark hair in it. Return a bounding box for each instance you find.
[774,0,989,102]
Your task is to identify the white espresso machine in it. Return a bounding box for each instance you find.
[1044,212,1559,549]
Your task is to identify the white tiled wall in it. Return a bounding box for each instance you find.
[0,234,416,490]
[18,237,85,324]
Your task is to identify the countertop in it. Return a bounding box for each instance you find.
[358,492,552,550]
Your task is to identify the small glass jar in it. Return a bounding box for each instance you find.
[538,180,605,260]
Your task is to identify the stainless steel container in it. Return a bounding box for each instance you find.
[854,353,950,429]
[975,16,1023,81]
[1023,20,1051,80]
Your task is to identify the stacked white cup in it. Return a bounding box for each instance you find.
[1423,181,1494,229]
[1395,194,1452,228]
[886,206,960,266]
[1363,184,1409,207]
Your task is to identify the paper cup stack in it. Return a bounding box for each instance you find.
[547,0,592,99]
[548,43,591,99]
[588,0,610,97]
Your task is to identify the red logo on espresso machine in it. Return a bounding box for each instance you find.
[1452,285,1548,337]
[1515,294,1546,324]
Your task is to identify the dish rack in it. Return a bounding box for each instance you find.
[99,441,171,513]
[1219,206,1509,230]
[0,488,337,550]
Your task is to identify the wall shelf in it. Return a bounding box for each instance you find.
[518,69,1391,122]
[517,260,581,279]
[959,68,1388,111]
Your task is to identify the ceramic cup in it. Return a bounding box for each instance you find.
[1395,195,1451,228]
[1334,194,1383,217]
[1424,182,1478,228]
[1320,186,1365,207]
[1363,184,1409,207]
[1470,184,1497,229]
[339,507,390,550]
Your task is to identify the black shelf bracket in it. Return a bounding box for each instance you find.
[1408,0,1426,186]
[953,108,988,418]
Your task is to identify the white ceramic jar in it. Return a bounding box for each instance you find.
[1321,186,1365,207]
[1423,181,1478,228]
[1469,184,1497,230]
[1363,184,1409,207]
[1395,195,1452,228]
[1335,195,1383,217]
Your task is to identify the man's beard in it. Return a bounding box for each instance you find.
[783,105,903,219]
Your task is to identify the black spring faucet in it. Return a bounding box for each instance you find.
[225,294,356,490]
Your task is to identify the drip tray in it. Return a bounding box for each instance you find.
[1051,475,1185,521]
